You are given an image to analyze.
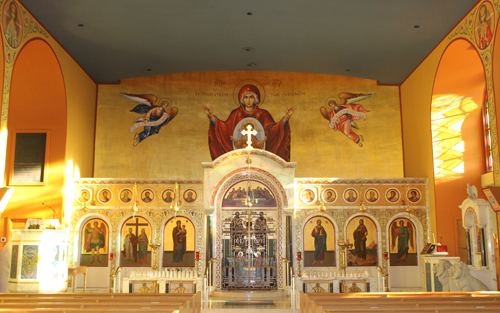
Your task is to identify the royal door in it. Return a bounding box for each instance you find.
[221,209,277,289]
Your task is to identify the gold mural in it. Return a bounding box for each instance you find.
[95,71,402,179]
[120,217,152,267]
[163,217,195,267]
[346,216,378,266]
[389,218,417,266]
[303,216,335,267]
[80,218,108,267]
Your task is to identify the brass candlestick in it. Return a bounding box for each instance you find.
[108,266,121,293]
[149,243,160,270]
[337,238,353,293]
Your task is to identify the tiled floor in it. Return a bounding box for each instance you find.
[207,290,293,312]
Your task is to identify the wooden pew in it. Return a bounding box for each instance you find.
[0,309,180,313]
[301,291,500,313]
[316,301,500,313]
[0,291,201,313]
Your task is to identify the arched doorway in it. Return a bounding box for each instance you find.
[220,178,278,289]
[212,165,288,290]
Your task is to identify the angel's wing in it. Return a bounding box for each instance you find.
[337,92,374,105]
[319,106,331,121]
[391,222,398,249]
[345,93,374,104]
[100,223,107,248]
[122,93,158,106]
[407,222,414,250]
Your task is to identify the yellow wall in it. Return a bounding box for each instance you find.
[96,71,403,179]
[0,0,96,248]
[400,44,443,235]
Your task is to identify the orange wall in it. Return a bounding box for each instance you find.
[0,1,97,248]
[432,39,486,257]
[400,0,494,256]
[2,39,66,236]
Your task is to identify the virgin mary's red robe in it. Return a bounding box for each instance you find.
[208,106,291,161]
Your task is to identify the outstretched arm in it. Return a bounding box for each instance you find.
[204,106,215,125]
[204,106,214,120]
[285,104,297,120]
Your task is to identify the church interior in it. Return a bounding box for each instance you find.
[0,0,500,312]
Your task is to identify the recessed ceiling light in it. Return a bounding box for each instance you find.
[346,69,350,72]
[243,47,254,52]
[414,25,420,28]
[78,24,84,27]
[143,68,152,72]
[247,12,253,15]
[247,62,256,67]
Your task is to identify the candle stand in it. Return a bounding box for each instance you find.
[337,238,353,293]
[149,243,161,271]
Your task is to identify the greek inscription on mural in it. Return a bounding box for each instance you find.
[195,92,229,97]
[281,91,306,96]
[214,79,225,87]
[272,80,281,87]
[271,91,306,97]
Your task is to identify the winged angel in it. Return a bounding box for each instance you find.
[320,92,373,147]
[122,93,178,146]
[391,220,414,263]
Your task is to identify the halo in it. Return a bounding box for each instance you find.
[240,119,257,131]
[233,79,266,107]
[474,1,494,50]
[3,1,23,49]
[157,97,171,109]
[325,96,338,108]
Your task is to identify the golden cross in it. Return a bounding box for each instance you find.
[241,124,257,149]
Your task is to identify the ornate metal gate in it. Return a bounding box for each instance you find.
[221,210,277,289]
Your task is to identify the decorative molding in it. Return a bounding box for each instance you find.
[202,149,296,169]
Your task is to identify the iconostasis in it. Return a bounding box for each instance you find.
[66,175,428,291]
[68,179,205,284]
[294,178,429,289]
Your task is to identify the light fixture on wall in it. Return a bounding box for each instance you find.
[405,201,413,216]
[358,182,366,214]
[131,182,139,219]
[90,186,96,206]
[171,182,182,214]
[319,201,326,212]
[81,202,89,214]
[402,184,412,216]
[359,200,367,214]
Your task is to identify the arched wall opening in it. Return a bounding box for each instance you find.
[4,39,67,227]
[431,39,486,259]
[493,11,500,180]
[213,168,286,290]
